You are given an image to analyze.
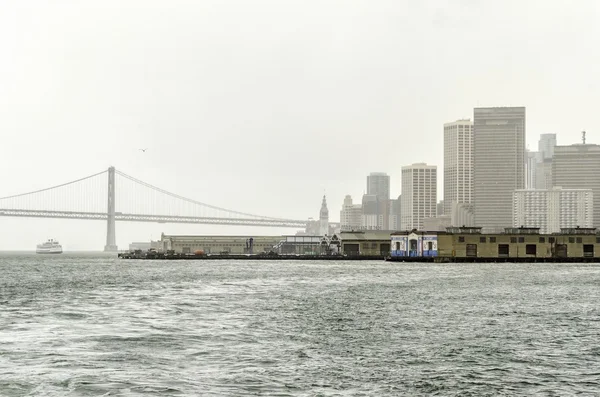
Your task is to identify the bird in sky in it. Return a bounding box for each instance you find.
[139,148,147,152]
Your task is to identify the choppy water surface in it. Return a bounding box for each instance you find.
[1,254,600,396]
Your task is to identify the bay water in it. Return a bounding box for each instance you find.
[1,254,599,396]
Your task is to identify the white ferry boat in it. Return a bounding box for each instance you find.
[36,239,63,254]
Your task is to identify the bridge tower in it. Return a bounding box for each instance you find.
[104,166,118,252]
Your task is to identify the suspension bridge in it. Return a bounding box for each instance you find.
[0,167,309,251]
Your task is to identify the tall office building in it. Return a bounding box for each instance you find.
[538,133,557,160]
[535,159,553,190]
[361,194,382,229]
[526,150,539,189]
[401,163,437,230]
[362,172,391,229]
[513,188,593,234]
[339,195,362,231]
[473,107,526,232]
[367,172,390,201]
[388,195,401,231]
[552,143,600,228]
[444,119,474,216]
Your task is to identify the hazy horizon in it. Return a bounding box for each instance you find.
[1,0,598,250]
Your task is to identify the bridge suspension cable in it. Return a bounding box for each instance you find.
[0,170,107,200]
[115,170,292,221]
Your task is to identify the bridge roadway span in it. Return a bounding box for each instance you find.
[0,208,308,228]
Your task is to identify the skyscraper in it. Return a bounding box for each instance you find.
[367,172,390,201]
[513,187,593,234]
[538,133,557,160]
[552,143,600,228]
[401,163,437,230]
[533,133,557,190]
[473,107,526,232]
[363,172,391,229]
[388,195,401,231]
[340,195,362,231]
[361,194,380,229]
[526,149,539,189]
[443,119,473,216]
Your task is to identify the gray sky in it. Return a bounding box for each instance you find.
[0,0,598,250]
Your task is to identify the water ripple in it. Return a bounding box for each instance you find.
[0,254,599,395]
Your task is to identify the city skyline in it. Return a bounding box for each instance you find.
[0,0,598,249]
[335,117,598,234]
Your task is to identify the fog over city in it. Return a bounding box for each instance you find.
[0,0,598,250]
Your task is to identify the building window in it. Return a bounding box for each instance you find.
[569,237,575,243]
[490,237,497,243]
[518,237,525,243]
[576,237,583,243]
[510,237,517,243]
[526,244,537,256]
[480,237,486,243]
[549,237,556,243]
[458,236,465,243]
[466,244,477,257]
[539,237,545,243]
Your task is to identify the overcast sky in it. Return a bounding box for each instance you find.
[0,0,598,250]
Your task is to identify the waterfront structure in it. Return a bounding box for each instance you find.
[339,231,392,256]
[401,163,437,230]
[443,119,473,216]
[552,143,600,228]
[513,187,593,234]
[391,231,439,257]
[128,241,161,251]
[390,226,600,260]
[159,234,282,254]
[319,195,329,236]
[340,195,362,231]
[473,107,526,232]
[273,235,339,255]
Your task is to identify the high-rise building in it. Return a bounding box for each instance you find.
[451,203,474,227]
[526,149,539,189]
[367,172,390,201]
[361,194,380,229]
[340,195,362,231]
[443,119,474,216]
[361,172,391,229]
[535,159,553,190]
[319,195,329,236]
[401,163,437,230]
[388,195,401,231]
[513,187,593,234]
[473,107,526,232]
[437,200,445,216]
[531,133,557,190]
[552,143,600,228]
[538,133,557,160]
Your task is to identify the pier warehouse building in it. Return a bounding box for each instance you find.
[390,227,600,261]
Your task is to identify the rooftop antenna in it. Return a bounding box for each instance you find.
[582,130,586,144]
